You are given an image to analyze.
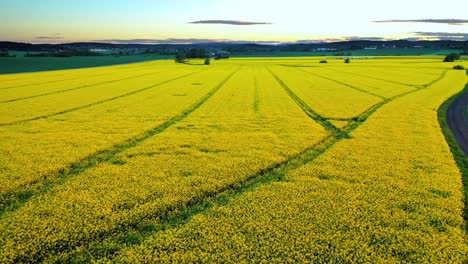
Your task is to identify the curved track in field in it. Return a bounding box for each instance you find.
[446,84,468,155]
[0,70,166,103]
[0,69,238,216]
[0,70,205,126]
[44,68,449,263]
[0,65,455,263]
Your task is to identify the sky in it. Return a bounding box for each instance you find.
[1,0,467,44]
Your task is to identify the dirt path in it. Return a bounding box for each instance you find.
[447,85,468,155]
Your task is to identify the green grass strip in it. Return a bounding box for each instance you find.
[437,77,468,232]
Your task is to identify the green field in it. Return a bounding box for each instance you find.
[233,48,463,58]
[0,54,171,74]
[0,57,467,263]
[1,49,464,75]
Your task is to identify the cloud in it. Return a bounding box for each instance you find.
[94,34,466,45]
[294,38,344,44]
[373,19,468,25]
[343,36,388,41]
[188,20,272,25]
[411,32,468,40]
[294,36,389,43]
[98,37,388,45]
[96,38,230,44]
[36,36,64,40]
[94,38,281,44]
[36,33,64,40]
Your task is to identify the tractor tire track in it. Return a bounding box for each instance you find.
[0,70,206,126]
[252,68,261,116]
[267,67,341,133]
[0,72,112,91]
[291,67,387,100]
[324,66,446,88]
[49,64,451,264]
[319,72,448,123]
[0,69,238,217]
[0,70,168,103]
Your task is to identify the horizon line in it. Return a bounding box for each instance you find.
[2,38,467,46]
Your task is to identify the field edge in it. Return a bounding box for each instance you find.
[438,79,468,232]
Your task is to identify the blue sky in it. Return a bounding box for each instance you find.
[1,0,467,43]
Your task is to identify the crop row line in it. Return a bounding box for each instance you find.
[54,133,341,263]
[0,69,207,126]
[343,69,450,128]
[321,71,448,127]
[54,66,451,263]
[0,69,169,103]
[278,64,421,88]
[0,68,237,216]
[324,67,433,88]
[325,117,355,121]
[421,69,449,88]
[0,72,69,83]
[0,71,114,91]
[277,64,318,68]
[317,70,448,123]
[253,74,261,115]
[0,65,133,83]
[267,67,341,134]
[292,67,388,100]
[0,61,168,90]
[340,64,448,73]
[27,64,351,262]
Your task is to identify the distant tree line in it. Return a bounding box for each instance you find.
[332,52,353,56]
[2,40,467,55]
[25,50,103,57]
[175,52,187,63]
[443,53,461,62]
[175,48,208,63]
[186,48,207,59]
[0,51,15,57]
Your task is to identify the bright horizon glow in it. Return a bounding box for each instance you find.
[1,0,467,44]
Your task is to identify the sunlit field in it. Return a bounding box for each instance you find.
[0,57,467,263]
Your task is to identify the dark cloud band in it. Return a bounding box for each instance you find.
[35,36,64,39]
[373,19,468,25]
[294,36,387,43]
[189,20,272,25]
[95,38,280,44]
[95,33,467,44]
[412,32,468,40]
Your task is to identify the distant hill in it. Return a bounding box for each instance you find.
[0,40,466,53]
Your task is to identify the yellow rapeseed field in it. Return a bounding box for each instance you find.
[0,57,467,263]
